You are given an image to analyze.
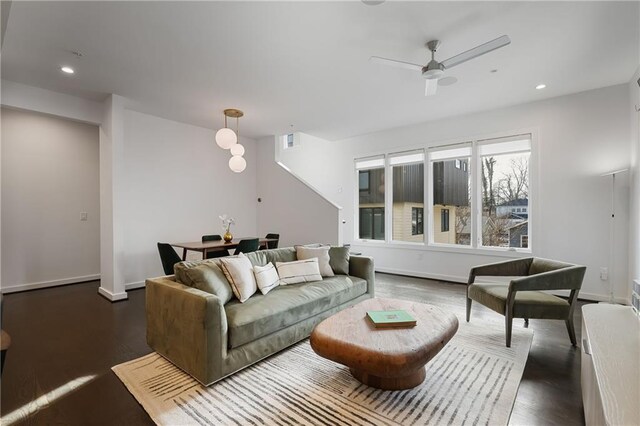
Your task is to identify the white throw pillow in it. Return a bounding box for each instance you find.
[276,258,323,285]
[296,246,334,277]
[253,263,279,295]
[219,253,257,303]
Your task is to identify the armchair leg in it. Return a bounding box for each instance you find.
[524,318,529,328]
[565,317,577,346]
[466,297,472,322]
[505,314,513,348]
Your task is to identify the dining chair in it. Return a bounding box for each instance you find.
[157,243,182,275]
[202,235,229,258]
[235,238,260,255]
[265,233,280,249]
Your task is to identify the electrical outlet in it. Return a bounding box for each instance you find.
[599,267,608,281]
[80,212,88,221]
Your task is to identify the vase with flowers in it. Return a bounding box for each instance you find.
[219,214,235,243]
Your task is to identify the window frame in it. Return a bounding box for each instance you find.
[353,130,535,255]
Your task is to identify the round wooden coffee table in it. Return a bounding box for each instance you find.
[310,297,458,390]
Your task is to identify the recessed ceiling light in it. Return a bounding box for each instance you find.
[535,83,546,90]
[60,66,74,74]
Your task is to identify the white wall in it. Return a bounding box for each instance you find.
[122,110,258,287]
[629,68,640,293]
[279,84,632,302]
[1,80,102,125]
[257,136,340,247]
[1,107,100,292]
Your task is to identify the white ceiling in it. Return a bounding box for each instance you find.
[2,1,638,141]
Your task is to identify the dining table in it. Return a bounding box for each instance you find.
[170,237,278,260]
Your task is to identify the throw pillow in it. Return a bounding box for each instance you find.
[276,258,323,285]
[219,253,257,303]
[253,263,279,295]
[295,246,334,277]
[329,246,350,275]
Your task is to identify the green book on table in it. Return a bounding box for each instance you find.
[366,310,417,328]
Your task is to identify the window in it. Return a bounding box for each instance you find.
[412,207,424,235]
[479,136,531,248]
[356,157,385,240]
[428,144,471,246]
[285,133,294,148]
[391,151,424,242]
[441,209,450,232]
[354,133,532,251]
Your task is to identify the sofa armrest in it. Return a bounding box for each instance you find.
[468,258,533,284]
[146,276,227,385]
[349,255,375,296]
[508,266,586,292]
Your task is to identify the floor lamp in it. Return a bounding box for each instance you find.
[600,168,628,304]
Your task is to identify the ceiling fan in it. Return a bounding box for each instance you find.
[370,35,511,96]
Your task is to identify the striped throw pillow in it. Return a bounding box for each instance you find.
[253,263,279,295]
[276,258,323,285]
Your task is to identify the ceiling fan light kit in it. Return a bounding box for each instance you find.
[215,109,247,173]
[371,35,511,96]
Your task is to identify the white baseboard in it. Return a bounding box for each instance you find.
[125,281,145,291]
[98,286,128,302]
[550,289,630,305]
[375,267,466,284]
[1,274,100,294]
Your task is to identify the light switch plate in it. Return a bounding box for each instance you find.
[80,212,88,221]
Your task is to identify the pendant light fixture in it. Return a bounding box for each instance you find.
[215,108,248,173]
[215,109,243,149]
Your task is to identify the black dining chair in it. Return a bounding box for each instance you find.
[235,238,260,255]
[265,233,280,249]
[157,243,182,275]
[202,235,230,258]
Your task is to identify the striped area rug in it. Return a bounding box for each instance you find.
[113,322,532,426]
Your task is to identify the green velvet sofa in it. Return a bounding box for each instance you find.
[146,247,375,385]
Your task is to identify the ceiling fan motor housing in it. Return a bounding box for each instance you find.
[422,60,444,80]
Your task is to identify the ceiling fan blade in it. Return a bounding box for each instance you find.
[425,79,438,96]
[370,56,423,72]
[441,35,511,69]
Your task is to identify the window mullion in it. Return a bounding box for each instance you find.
[385,155,392,243]
[472,141,480,249]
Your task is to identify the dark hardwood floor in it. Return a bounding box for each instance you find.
[1,274,588,425]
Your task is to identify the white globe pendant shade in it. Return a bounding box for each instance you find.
[215,128,237,149]
[229,155,247,173]
[230,143,245,156]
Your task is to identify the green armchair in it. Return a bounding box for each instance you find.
[466,257,586,347]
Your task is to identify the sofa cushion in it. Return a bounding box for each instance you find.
[225,275,367,349]
[468,282,570,319]
[174,259,234,304]
[329,246,350,275]
[245,247,297,268]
